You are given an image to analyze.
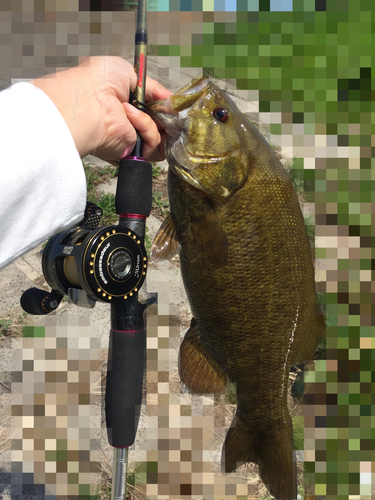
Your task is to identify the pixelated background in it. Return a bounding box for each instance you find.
[0,0,374,499]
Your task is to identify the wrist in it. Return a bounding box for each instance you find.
[32,67,99,158]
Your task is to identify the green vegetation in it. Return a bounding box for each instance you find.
[132,461,158,485]
[145,226,153,257]
[0,310,27,338]
[152,190,169,217]
[83,161,118,225]
[224,381,237,405]
[292,415,304,451]
[84,161,117,191]
[287,159,305,193]
[99,461,158,499]
[157,5,375,136]
[0,319,12,336]
[152,163,164,177]
[94,193,117,225]
[303,214,315,252]
[314,336,326,360]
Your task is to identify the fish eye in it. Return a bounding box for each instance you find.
[213,107,229,123]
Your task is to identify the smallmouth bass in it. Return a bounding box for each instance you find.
[147,76,325,500]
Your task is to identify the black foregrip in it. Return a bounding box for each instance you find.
[105,297,147,447]
[116,158,152,216]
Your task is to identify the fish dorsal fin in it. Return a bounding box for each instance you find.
[190,203,228,267]
[150,213,181,263]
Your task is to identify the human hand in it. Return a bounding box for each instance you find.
[32,56,172,163]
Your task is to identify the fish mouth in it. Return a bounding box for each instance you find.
[184,143,232,162]
[145,98,179,137]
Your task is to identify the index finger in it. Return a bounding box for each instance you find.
[145,76,172,102]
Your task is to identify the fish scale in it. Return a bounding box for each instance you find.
[147,75,325,500]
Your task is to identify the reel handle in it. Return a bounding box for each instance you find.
[20,287,63,315]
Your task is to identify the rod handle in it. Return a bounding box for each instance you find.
[115,158,152,217]
[105,298,148,448]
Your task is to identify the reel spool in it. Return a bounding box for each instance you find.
[43,225,147,304]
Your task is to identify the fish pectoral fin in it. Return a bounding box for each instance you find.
[150,213,181,262]
[223,414,297,500]
[178,319,227,395]
[190,204,228,267]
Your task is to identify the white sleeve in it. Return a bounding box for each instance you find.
[0,82,87,269]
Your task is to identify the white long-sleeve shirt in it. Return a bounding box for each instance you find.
[0,82,86,269]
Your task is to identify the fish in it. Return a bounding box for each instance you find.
[146,76,325,500]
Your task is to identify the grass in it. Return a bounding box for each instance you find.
[83,161,118,225]
[151,164,170,218]
[303,214,315,256]
[224,381,237,405]
[93,193,117,225]
[144,226,153,257]
[0,309,27,338]
[170,6,375,134]
[0,319,12,336]
[152,190,169,217]
[314,336,327,361]
[152,163,163,178]
[84,161,117,190]
[292,415,304,451]
[100,463,151,500]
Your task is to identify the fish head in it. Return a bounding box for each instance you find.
[146,76,252,199]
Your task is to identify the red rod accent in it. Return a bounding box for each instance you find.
[123,156,147,162]
[119,213,147,220]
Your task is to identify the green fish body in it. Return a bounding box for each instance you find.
[147,76,325,500]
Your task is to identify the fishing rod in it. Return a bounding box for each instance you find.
[107,1,152,498]
[19,0,152,498]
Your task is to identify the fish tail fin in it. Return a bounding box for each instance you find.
[223,414,297,500]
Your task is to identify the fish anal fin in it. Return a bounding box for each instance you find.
[150,213,181,262]
[178,320,227,395]
[223,414,297,500]
[190,204,228,267]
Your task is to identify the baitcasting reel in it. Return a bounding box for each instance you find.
[20,202,148,315]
